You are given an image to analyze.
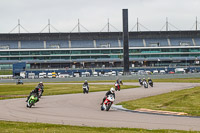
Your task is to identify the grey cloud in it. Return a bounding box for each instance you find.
[0,0,200,33]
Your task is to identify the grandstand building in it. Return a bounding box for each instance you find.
[0,31,200,72]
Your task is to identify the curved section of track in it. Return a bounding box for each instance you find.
[0,82,200,131]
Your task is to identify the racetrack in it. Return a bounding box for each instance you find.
[0,82,200,131]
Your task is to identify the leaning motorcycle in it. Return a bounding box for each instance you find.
[139,81,143,86]
[143,81,148,88]
[101,94,115,111]
[26,94,38,108]
[83,84,89,94]
[148,80,153,87]
[16,81,23,85]
[114,83,120,91]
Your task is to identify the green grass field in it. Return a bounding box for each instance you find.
[0,83,138,100]
[119,86,200,116]
[0,121,197,133]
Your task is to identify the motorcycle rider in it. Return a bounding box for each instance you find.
[38,81,44,93]
[119,79,123,85]
[83,80,89,91]
[115,78,121,87]
[142,78,146,83]
[38,81,44,89]
[116,78,120,84]
[147,77,153,83]
[17,78,23,84]
[26,86,40,102]
[148,77,153,86]
[100,87,115,105]
[139,78,142,85]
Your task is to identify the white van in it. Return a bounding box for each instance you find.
[93,71,98,77]
[82,72,90,77]
[28,73,35,79]
[175,68,185,73]
[47,73,52,78]
[85,72,90,77]
[81,72,86,77]
[39,72,46,78]
[112,71,116,76]
[59,74,70,78]
[20,71,26,78]
[160,70,166,74]
[118,72,123,76]
[153,70,159,74]
[73,72,80,77]
[108,72,112,76]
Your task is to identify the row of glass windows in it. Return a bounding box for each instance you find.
[130,54,199,58]
[130,48,200,53]
[0,55,114,60]
[1,48,200,56]
[0,49,122,56]
[0,54,199,61]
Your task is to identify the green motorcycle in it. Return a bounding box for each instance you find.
[26,94,38,108]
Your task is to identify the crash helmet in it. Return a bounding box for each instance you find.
[40,81,43,84]
[84,80,87,83]
[148,77,150,80]
[110,87,115,93]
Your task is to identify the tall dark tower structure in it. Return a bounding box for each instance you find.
[122,9,129,74]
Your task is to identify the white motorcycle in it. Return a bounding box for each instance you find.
[143,81,148,88]
[83,84,89,94]
[101,94,115,111]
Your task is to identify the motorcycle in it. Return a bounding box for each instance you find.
[16,80,23,85]
[143,81,148,88]
[101,94,115,111]
[83,84,89,94]
[148,80,153,87]
[114,83,120,91]
[139,81,143,86]
[26,94,38,108]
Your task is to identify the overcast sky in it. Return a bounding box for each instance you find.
[0,0,200,33]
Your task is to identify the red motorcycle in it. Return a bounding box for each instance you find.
[101,94,115,111]
[114,83,120,91]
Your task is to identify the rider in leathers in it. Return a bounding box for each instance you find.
[38,81,44,93]
[26,86,40,102]
[101,87,115,105]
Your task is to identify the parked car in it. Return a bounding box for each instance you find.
[153,70,159,74]
[169,71,175,74]
[160,70,166,74]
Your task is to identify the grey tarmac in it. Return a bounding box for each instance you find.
[0,82,200,131]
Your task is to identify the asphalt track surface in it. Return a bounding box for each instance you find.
[0,82,200,131]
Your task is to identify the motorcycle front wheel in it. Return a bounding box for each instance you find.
[101,105,104,111]
[106,102,112,111]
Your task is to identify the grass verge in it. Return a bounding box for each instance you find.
[0,83,138,100]
[119,86,200,116]
[0,120,198,133]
